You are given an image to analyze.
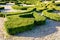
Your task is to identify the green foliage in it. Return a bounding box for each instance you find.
[6,12,22,16]
[45,1,55,11]
[20,13,34,18]
[26,7,36,13]
[4,12,46,35]
[0,13,4,17]
[36,2,46,11]
[55,2,60,6]
[4,0,60,35]
[17,0,40,5]
[55,6,60,10]
[47,4,55,10]
[33,12,46,25]
[5,15,34,35]
[42,10,60,21]
[0,6,4,10]
[12,5,29,10]
[0,2,6,5]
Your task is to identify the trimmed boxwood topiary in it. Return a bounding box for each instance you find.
[42,10,60,21]
[33,12,46,25]
[5,15,34,35]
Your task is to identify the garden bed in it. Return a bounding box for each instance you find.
[5,15,34,35]
[4,12,46,35]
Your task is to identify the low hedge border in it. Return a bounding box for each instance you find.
[42,10,60,21]
[5,15,34,35]
[0,6,4,10]
[4,12,47,35]
[54,6,60,11]
[0,13,5,17]
[33,12,46,25]
[19,13,34,18]
[0,2,6,5]
[12,5,33,10]
[55,2,60,6]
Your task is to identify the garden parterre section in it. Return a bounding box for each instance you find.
[0,1,60,35]
[5,12,46,35]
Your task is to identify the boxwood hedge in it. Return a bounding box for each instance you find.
[5,15,34,35]
[20,13,34,18]
[4,11,47,35]
[12,5,32,10]
[55,2,60,6]
[0,6,4,10]
[36,2,46,11]
[33,12,46,25]
[42,10,60,21]
[54,6,60,11]
[0,2,6,5]
[0,13,4,17]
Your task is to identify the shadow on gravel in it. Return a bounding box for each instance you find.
[13,19,60,38]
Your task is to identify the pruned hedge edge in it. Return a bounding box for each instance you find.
[42,10,60,21]
[4,12,46,35]
[0,6,4,10]
[33,12,46,25]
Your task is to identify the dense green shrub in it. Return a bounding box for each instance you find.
[5,12,21,16]
[42,10,60,21]
[25,1,32,5]
[0,6,4,10]
[36,6,46,11]
[5,15,34,35]
[20,13,34,18]
[15,1,22,5]
[12,5,30,10]
[26,7,36,13]
[36,2,46,11]
[55,2,60,6]
[33,12,46,25]
[6,12,33,16]
[0,2,6,5]
[0,13,4,17]
[54,6,60,11]
[45,1,56,11]
[47,4,55,10]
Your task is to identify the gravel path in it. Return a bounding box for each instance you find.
[0,17,5,40]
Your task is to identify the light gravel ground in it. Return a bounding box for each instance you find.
[0,17,5,40]
[0,17,60,40]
